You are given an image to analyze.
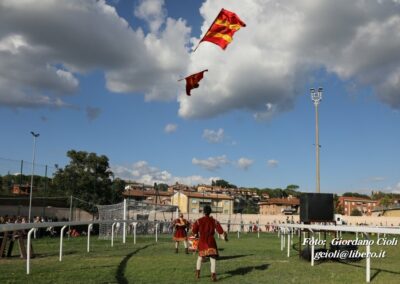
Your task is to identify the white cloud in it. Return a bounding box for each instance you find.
[192,155,229,171]
[394,182,400,193]
[237,157,253,170]
[370,176,386,182]
[178,0,400,119]
[112,161,218,185]
[202,128,224,143]
[56,69,79,90]
[3,0,400,118]
[134,0,166,33]
[254,103,280,121]
[385,181,400,194]
[0,0,190,108]
[164,123,177,133]
[267,159,279,168]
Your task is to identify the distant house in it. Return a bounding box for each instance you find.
[338,196,378,216]
[12,184,32,195]
[197,184,213,193]
[124,182,152,191]
[169,182,194,192]
[197,185,225,194]
[259,197,300,215]
[171,191,233,214]
[123,189,173,205]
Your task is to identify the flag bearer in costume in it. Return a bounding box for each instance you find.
[173,213,189,254]
[192,205,228,282]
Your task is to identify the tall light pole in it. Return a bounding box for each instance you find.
[28,131,40,222]
[310,88,323,193]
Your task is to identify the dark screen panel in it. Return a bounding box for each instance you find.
[300,193,334,223]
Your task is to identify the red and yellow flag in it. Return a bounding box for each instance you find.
[199,8,246,50]
[181,70,208,96]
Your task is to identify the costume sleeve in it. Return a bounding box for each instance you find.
[192,220,199,235]
[215,220,224,234]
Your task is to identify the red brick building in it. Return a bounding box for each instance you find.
[338,196,378,216]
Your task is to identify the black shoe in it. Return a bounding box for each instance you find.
[211,273,217,282]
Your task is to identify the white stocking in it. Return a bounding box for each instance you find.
[183,240,188,248]
[196,256,202,270]
[210,257,216,273]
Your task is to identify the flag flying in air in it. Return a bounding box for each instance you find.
[180,70,208,96]
[198,8,246,50]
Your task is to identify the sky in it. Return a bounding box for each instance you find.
[0,0,400,195]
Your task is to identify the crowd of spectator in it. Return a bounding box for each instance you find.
[0,215,64,224]
[0,215,73,238]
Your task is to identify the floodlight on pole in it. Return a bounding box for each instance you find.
[310,87,323,193]
[28,131,40,223]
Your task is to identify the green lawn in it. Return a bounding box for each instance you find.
[0,232,399,283]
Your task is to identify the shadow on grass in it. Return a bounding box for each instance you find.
[115,244,155,284]
[219,254,253,261]
[284,242,400,279]
[36,251,78,258]
[219,263,270,280]
[337,261,400,281]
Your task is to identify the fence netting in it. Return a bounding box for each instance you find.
[96,199,178,239]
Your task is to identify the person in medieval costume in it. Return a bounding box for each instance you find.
[191,205,228,282]
[173,213,189,254]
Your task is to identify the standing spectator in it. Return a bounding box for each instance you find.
[33,216,41,238]
[192,205,227,282]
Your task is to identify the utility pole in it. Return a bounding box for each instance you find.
[310,87,323,193]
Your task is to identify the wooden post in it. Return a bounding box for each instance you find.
[0,231,10,257]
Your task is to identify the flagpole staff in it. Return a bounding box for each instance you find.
[192,42,201,53]
[192,9,223,52]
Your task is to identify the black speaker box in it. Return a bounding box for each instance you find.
[300,193,334,223]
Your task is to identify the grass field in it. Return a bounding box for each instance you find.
[0,232,399,283]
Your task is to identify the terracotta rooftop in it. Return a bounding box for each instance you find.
[339,196,377,202]
[177,191,234,200]
[259,198,300,206]
[123,189,173,197]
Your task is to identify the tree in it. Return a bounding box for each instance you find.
[242,203,258,214]
[111,178,126,204]
[286,184,299,191]
[333,194,344,214]
[343,192,370,199]
[335,205,344,215]
[371,191,386,200]
[157,183,169,192]
[379,196,391,208]
[213,179,237,188]
[52,150,114,212]
[350,208,362,216]
[269,188,286,198]
[284,184,300,198]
